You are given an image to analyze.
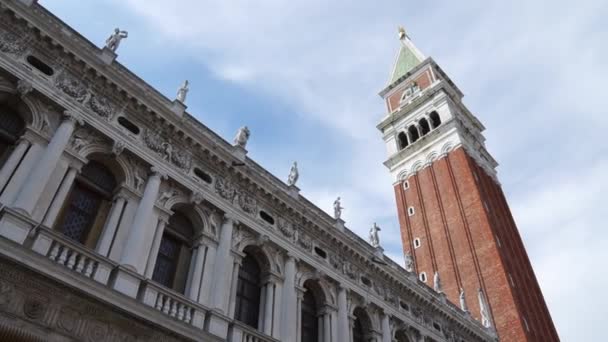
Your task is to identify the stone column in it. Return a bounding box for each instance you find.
[186,241,207,301]
[144,217,168,278]
[95,195,127,256]
[0,138,30,191]
[263,281,275,335]
[13,112,82,215]
[280,255,297,341]
[198,242,217,306]
[227,255,242,317]
[296,287,304,342]
[41,166,79,227]
[120,167,165,273]
[381,311,391,342]
[211,215,235,313]
[337,286,350,342]
[323,310,331,342]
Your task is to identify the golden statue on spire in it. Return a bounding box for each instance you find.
[398,26,407,40]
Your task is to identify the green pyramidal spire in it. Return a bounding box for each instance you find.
[388,27,425,85]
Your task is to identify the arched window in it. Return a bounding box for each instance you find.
[353,308,372,342]
[55,161,117,248]
[0,104,26,169]
[396,330,412,342]
[235,253,262,329]
[301,284,319,342]
[152,212,194,294]
[429,111,441,129]
[419,118,431,135]
[397,132,409,150]
[408,125,420,143]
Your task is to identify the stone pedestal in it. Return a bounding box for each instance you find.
[334,218,345,232]
[0,207,35,245]
[232,145,247,162]
[287,184,300,199]
[171,100,186,118]
[110,265,143,298]
[373,246,384,260]
[205,310,230,339]
[100,47,117,64]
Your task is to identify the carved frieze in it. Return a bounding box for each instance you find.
[143,128,192,171]
[88,94,115,119]
[55,72,89,102]
[0,31,27,55]
[296,231,312,251]
[237,193,257,215]
[277,218,296,239]
[215,177,236,203]
[69,127,106,154]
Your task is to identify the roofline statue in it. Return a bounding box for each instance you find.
[105,28,128,52]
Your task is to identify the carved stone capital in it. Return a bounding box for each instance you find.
[112,140,126,156]
[150,166,168,180]
[62,110,84,126]
[16,79,33,97]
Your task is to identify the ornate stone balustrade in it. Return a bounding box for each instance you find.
[139,280,206,329]
[30,226,114,285]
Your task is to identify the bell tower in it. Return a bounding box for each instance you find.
[378,28,559,341]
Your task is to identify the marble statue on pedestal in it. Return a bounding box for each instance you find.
[333,197,343,220]
[433,271,442,293]
[105,28,128,52]
[369,222,381,248]
[287,162,299,186]
[176,80,189,103]
[233,126,250,148]
[459,288,468,312]
[404,250,413,272]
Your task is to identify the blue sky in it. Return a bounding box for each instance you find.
[42,0,607,340]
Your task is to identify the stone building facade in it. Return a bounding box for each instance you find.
[378,30,559,341]
[0,1,495,342]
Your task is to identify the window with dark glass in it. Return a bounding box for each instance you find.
[0,104,25,170]
[55,161,116,247]
[429,111,441,129]
[419,118,431,135]
[353,316,365,342]
[301,288,319,342]
[397,132,408,150]
[235,254,262,328]
[152,212,194,293]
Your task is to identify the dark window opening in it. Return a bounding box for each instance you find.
[429,111,441,129]
[397,132,408,150]
[400,301,410,311]
[55,161,117,247]
[235,254,262,328]
[301,288,319,342]
[314,247,327,259]
[26,55,54,76]
[193,168,213,184]
[260,210,275,225]
[0,105,26,170]
[419,118,431,135]
[353,315,365,342]
[361,277,371,287]
[117,116,140,135]
[408,125,419,143]
[433,322,442,332]
[152,211,194,293]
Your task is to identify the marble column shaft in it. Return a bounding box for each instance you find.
[337,286,349,342]
[120,169,164,272]
[96,195,127,256]
[0,138,30,191]
[280,256,297,341]
[144,218,167,278]
[42,166,78,227]
[210,216,235,312]
[13,114,80,214]
[187,242,207,301]
[381,312,391,342]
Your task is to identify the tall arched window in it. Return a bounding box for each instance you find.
[301,286,319,342]
[353,307,371,342]
[429,111,441,129]
[397,132,409,150]
[55,161,117,248]
[152,212,194,294]
[235,253,262,328]
[419,118,431,135]
[408,125,420,143]
[0,103,25,169]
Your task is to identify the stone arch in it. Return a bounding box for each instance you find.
[80,152,127,188]
[441,142,454,156]
[241,244,273,275]
[352,306,376,342]
[0,91,34,131]
[297,272,334,306]
[167,202,208,238]
[395,329,413,342]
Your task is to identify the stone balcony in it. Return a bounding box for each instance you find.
[0,207,276,342]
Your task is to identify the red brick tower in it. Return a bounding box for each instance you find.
[377,28,559,341]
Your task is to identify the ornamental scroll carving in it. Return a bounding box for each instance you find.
[215,177,237,203]
[88,94,114,119]
[237,193,257,214]
[55,72,89,102]
[142,128,192,171]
